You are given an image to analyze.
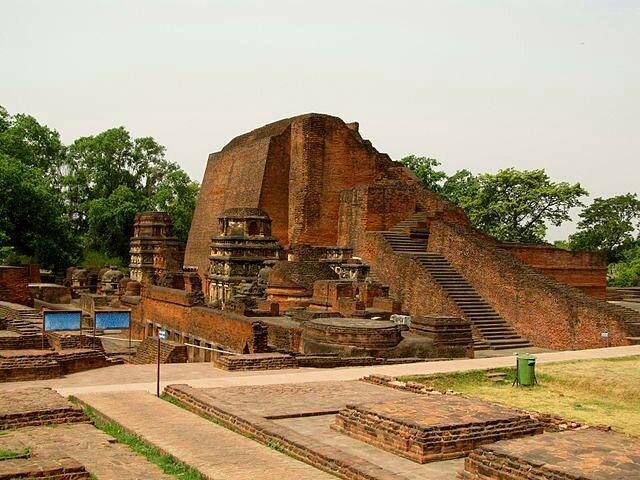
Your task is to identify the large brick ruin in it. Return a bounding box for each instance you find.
[124,112,637,360]
[4,113,635,374]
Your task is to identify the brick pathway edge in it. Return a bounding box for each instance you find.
[69,396,202,478]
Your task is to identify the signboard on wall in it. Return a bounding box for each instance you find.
[95,310,131,330]
[43,310,82,332]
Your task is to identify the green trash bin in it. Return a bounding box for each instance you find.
[516,354,537,386]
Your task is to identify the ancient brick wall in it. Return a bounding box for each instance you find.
[184,136,273,275]
[357,233,461,319]
[0,266,40,306]
[132,285,268,353]
[428,220,631,349]
[186,113,433,281]
[499,243,607,299]
[338,182,418,246]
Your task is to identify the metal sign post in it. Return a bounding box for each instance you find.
[157,329,168,397]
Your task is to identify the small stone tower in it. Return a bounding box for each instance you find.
[129,212,182,285]
[207,208,280,305]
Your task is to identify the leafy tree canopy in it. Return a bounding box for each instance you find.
[148,170,200,243]
[608,244,640,287]
[568,194,640,263]
[0,106,66,182]
[457,168,587,243]
[400,155,447,192]
[0,154,78,269]
[401,155,588,244]
[0,105,200,271]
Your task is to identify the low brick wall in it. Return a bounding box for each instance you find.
[131,338,188,364]
[0,349,111,382]
[0,335,43,350]
[0,456,91,479]
[56,350,111,374]
[410,315,474,358]
[215,353,298,371]
[332,395,542,463]
[132,286,269,354]
[0,388,88,430]
[46,332,104,351]
[458,429,639,480]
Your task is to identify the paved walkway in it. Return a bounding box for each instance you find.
[0,345,637,396]
[0,423,172,480]
[75,391,334,480]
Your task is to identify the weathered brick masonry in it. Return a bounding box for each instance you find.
[500,243,607,299]
[177,113,627,352]
[427,221,633,349]
[0,265,40,306]
[131,285,268,354]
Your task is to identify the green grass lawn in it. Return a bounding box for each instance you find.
[0,447,29,460]
[400,355,640,436]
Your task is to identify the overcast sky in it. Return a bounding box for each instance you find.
[2,0,638,240]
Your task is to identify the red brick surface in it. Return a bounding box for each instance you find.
[500,243,607,299]
[131,285,267,353]
[428,221,633,349]
[0,265,39,306]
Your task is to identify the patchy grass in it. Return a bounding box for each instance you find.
[81,405,205,480]
[0,447,29,460]
[400,355,640,436]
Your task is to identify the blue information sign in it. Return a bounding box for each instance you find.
[43,310,82,332]
[95,310,131,330]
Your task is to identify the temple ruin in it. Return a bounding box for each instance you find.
[116,112,639,366]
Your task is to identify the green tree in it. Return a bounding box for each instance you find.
[400,155,447,192]
[0,154,79,269]
[440,169,480,206]
[568,194,640,263]
[401,154,588,244]
[64,126,199,262]
[64,127,179,230]
[84,186,140,260]
[609,245,640,286]
[148,170,200,243]
[457,168,587,243]
[0,106,66,183]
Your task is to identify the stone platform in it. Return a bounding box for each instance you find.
[0,349,111,382]
[459,429,640,479]
[333,395,543,463]
[0,387,88,430]
[302,318,402,348]
[215,352,298,371]
[165,381,465,479]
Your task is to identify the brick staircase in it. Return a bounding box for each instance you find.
[379,215,532,351]
[131,337,188,364]
[0,301,42,336]
[415,253,532,350]
[11,311,43,336]
[380,211,431,252]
